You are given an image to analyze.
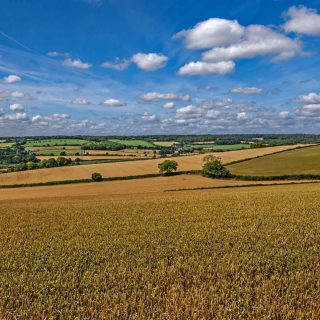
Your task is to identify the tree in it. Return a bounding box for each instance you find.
[158,160,178,175]
[202,155,230,178]
[92,172,103,181]
[26,161,37,170]
[46,158,57,168]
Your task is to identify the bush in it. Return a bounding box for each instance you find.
[202,155,230,178]
[91,172,103,182]
[158,160,178,175]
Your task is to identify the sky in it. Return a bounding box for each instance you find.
[0,0,320,136]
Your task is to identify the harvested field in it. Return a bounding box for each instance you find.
[36,155,139,161]
[153,141,177,147]
[85,149,158,158]
[0,145,306,185]
[1,183,320,318]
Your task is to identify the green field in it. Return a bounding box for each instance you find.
[25,139,90,147]
[109,139,155,148]
[1,184,319,318]
[228,145,320,176]
[188,143,251,150]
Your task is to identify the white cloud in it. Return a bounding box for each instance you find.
[231,87,263,94]
[141,112,157,122]
[283,6,320,36]
[163,102,175,109]
[0,90,34,101]
[32,113,70,123]
[70,98,91,105]
[2,112,29,121]
[205,110,220,118]
[47,51,69,57]
[139,92,190,103]
[63,58,92,69]
[101,98,125,107]
[175,105,202,119]
[202,25,301,63]
[9,103,24,111]
[174,18,244,49]
[3,74,21,84]
[178,61,235,76]
[295,92,320,104]
[237,112,248,120]
[131,53,168,71]
[101,58,130,71]
[279,111,290,118]
[202,98,233,109]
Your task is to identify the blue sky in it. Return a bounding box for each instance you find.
[1,0,320,136]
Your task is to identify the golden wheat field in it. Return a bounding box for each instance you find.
[0,145,303,185]
[0,174,318,201]
[1,183,320,319]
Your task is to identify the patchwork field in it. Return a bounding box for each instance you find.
[153,141,177,147]
[25,139,90,147]
[109,139,155,148]
[1,183,320,318]
[0,145,305,185]
[187,143,251,150]
[84,148,158,158]
[228,145,320,176]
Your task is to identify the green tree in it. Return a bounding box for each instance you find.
[202,155,230,178]
[158,160,178,175]
[26,161,37,170]
[39,159,48,168]
[92,172,103,181]
[46,158,57,168]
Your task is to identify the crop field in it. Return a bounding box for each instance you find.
[153,141,177,147]
[228,145,320,176]
[25,139,90,147]
[0,145,304,185]
[187,143,251,150]
[1,183,320,319]
[85,148,158,158]
[109,139,155,148]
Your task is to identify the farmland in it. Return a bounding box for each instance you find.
[0,145,303,185]
[25,139,90,147]
[186,143,251,150]
[109,139,155,148]
[1,183,320,318]
[228,145,320,176]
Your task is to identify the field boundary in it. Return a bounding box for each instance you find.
[0,170,201,189]
[166,180,320,192]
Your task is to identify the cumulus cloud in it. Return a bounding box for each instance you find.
[32,113,70,123]
[0,90,34,101]
[174,18,244,49]
[295,92,320,104]
[63,58,92,69]
[201,98,233,109]
[141,112,157,122]
[178,61,235,76]
[70,98,91,105]
[175,105,202,120]
[163,102,175,109]
[1,112,29,121]
[131,53,168,71]
[9,103,24,112]
[296,104,320,117]
[202,25,301,63]
[3,75,21,84]
[139,92,190,103]
[279,111,290,119]
[237,112,248,120]
[283,6,320,36]
[101,58,130,71]
[101,98,125,107]
[231,87,263,94]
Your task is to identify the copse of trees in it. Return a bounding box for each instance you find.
[158,160,178,175]
[202,155,230,178]
[14,157,73,172]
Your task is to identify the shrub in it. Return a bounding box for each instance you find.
[91,172,103,182]
[202,155,230,178]
[158,160,178,175]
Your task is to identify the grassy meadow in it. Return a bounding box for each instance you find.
[228,145,320,176]
[187,143,251,150]
[25,139,90,147]
[1,184,320,319]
